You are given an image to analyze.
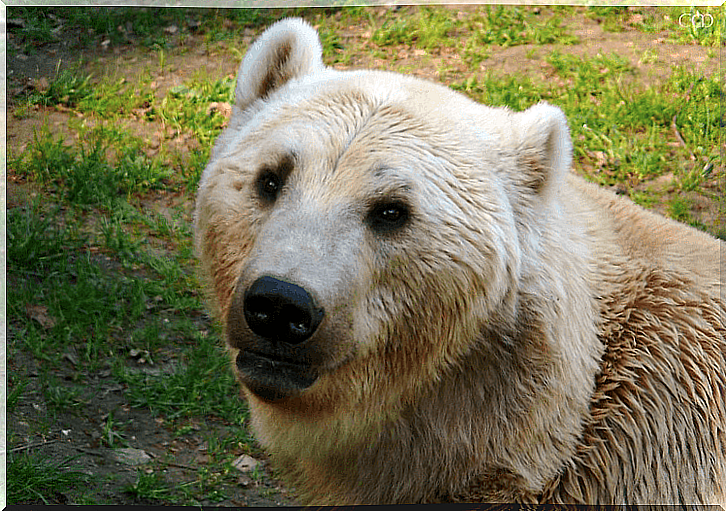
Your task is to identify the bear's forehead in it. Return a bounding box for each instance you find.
[254,70,502,145]
[223,70,508,174]
[215,70,513,205]
[248,111,473,188]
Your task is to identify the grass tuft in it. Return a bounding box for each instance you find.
[118,330,248,422]
[16,125,173,206]
[8,452,91,505]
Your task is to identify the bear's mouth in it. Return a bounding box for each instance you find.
[235,350,318,402]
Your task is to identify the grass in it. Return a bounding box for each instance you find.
[9,7,214,51]
[124,470,176,502]
[153,74,234,146]
[42,376,86,412]
[118,329,248,421]
[452,48,721,199]
[7,5,724,505]
[15,125,173,206]
[7,378,31,414]
[100,411,130,448]
[586,5,724,46]
[668,6,724,47]
[8,452,92,505]
[373,6,457,50]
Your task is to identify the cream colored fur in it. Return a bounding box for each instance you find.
[194,18,726,505]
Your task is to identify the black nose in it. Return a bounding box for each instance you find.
[243,276,324,344]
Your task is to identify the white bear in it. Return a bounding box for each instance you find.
[194,18,726,505]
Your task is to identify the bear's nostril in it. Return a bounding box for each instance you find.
[248,309,271,327]
[243,276,324,344]
[246,297,273,323]
[289,320,309,337]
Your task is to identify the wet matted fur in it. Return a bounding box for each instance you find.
[194,18,726,505]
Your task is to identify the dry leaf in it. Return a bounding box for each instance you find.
[26,304,56,329]
[207,102,232,118]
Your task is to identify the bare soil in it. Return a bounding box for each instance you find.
[8,348,296,506]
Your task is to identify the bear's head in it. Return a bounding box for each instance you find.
[194,18,591,428]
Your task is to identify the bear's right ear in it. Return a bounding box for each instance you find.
[235,18,325,112]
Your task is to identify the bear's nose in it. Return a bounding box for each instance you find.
[243,276,324,344]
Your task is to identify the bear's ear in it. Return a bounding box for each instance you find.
[516,103,573,199]
[235,18,325,111]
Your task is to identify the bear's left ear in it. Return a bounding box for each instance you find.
[234,18,325,112]
[515,103,573,199]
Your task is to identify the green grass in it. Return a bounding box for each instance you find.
[8,452,92,504]
[668,195,694,223]
[667,6,723,47]
[7,200,83,272]
[585,6,630,33]
[373,7,457,50]
[467,6,578,47]
[8,150,248,505]
[9,6,218,51]
[124,470,176,502]
[7,377,31,414]
[585,6,724,46]
[41,375,87,412]
[453,49,721,192]
[101,411,131,448]
[16,69,233,194]
[152,75,234,147]
[14,125,173,206]
[7,196,200,372]
[23,67,154,118]
[118,329,248,422]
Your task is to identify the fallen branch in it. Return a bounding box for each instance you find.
[163,462,197,471]
[9,438,60,453]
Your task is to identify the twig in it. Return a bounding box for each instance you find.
[163,462,197,471]
[9,438,60,453]
[76,447,106,457]
[73,446,196,470]
[143,450,196,471]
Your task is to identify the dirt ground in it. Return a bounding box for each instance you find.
[7,350,296,506]
[6,6,723,507]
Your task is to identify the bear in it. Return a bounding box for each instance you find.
[194,18,726,505]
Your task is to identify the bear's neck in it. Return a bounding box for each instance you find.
[259,290,602,504]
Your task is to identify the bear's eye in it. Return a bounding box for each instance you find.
[367,202,409,233]
[255,154,295,203]
[257,172,283,202]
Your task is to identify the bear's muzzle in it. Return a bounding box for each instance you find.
[234,350,319,402]
[228,275,325,401]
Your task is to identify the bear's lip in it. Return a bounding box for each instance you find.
[235,350,318,402]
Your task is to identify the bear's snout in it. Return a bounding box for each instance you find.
[227,275,327,401]
[243,276,324,344]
